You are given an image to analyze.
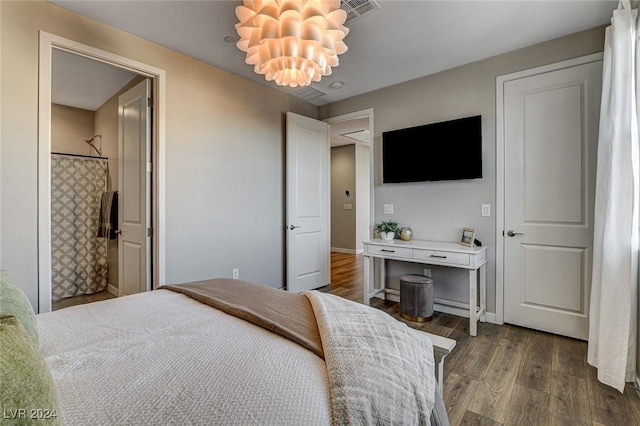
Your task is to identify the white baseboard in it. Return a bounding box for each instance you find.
[107,284,119,297]
[331,247,364,254]
[386,292,399,303]
[485,312,498,324]
[385,292,469,317]
[384,289,498,323]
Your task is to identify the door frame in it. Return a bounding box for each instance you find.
[495,52,603,325]
[324,108,375,243]
[37,31,167,313]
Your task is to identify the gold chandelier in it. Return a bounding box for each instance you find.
[235,0,349,88]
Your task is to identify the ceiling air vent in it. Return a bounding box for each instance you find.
[289,85,328,106]
[341,129,371,144]
[341,0,381,23]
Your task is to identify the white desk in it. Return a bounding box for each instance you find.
[363,239,488,336]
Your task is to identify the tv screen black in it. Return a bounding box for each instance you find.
[382,115,482,183]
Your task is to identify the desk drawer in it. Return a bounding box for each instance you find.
[366,245,413,259]
[413,249,470,266]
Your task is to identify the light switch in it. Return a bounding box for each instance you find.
[383,204,394,214]
[344,204,352,210]
[481,204,491,217]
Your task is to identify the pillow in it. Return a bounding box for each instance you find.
[0,270,38,345]
[0,313,60,425]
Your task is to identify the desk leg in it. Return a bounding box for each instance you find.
[480,264,486,323]
[469,269,478,337]
[364,255,372,305]
[380,258,386,301]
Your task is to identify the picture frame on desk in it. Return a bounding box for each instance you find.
[460,228,476,247]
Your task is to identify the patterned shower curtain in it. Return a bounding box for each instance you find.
[51,154,108,300]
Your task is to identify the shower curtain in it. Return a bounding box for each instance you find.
[51,154,108,300]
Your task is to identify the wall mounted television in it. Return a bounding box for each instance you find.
[382,115,482,183]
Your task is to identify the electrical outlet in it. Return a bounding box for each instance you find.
[423,268,432,278]
[383,204,394,214]
[481,204,491,217]
[232,268,239,279]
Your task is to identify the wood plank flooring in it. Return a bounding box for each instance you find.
[51,290,116,311]
[320,252,640,426]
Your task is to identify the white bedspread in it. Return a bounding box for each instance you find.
[37,290,331,425]
[306,291,435,425]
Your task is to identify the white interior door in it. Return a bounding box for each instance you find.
[286,112,330,293]
[118,79,151,296]
[503,60,602,340]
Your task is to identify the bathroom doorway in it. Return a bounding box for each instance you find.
[38,32,166,314]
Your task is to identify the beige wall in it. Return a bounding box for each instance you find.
[51,104,95,154]
[320,26,606,314]
[0,1,316,309]
[331,145,356,251]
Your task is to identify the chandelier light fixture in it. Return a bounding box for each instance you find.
[235,0,349,88]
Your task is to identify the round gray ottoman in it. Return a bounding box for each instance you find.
[400,274,434,322]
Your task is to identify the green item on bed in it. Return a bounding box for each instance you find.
[0,270,38,345]
[0,269,39,346]
[0,313,60,425]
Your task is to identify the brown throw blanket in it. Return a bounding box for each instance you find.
[161,279,324,359]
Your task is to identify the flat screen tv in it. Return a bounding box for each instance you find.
[382,115,482,183]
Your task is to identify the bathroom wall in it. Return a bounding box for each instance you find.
[51,104,94,154]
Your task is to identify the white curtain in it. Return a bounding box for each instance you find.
[589,0,640,393]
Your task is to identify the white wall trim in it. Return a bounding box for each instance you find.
[331,247,364,254]
[38,31,166,313]
[107,284,119,297]
[385,288,498,323]
[387,291,469,318]
[494,52,603,326]
[324,108,375,243]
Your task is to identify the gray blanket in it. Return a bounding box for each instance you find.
[306,291,438,425]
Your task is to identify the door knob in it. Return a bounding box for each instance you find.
[114,229,123,235]
[507,230,524,237]
[289,225,301,230]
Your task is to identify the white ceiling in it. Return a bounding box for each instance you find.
[52,49,138,111]
[49,0,617,107]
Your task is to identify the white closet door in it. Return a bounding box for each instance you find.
[503,61,602,339]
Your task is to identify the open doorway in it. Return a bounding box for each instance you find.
[49,49,150,310]
[38,32,166,314]
[324,109,374,302]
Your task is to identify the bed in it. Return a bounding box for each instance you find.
[2,274,452,425]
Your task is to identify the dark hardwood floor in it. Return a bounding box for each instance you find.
[320,251,640,426]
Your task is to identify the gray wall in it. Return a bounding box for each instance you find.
[319,26,606,314]
[0,1,316,310]
[331,145,356,251]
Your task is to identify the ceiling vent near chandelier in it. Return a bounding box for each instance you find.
[340,0,381,23]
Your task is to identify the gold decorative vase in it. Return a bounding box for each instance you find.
[400,227,413,241]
